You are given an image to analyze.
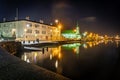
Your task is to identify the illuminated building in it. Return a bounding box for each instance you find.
[0,19,60,41]
[61,23,81,40]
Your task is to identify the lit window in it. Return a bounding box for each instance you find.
[35,24,39,28]
[42,31,46,34]
[26,23,32,27]
[35,30,40,34]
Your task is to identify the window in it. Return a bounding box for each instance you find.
[35,24,39,28]
[35,30,40,34]
[4,24,7,27]
[14,23,16,27]
[42,25,46,28]
[26,23,32,28]
[42,31,46,34]
[26,29,32,33]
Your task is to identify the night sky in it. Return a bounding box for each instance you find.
[0,0,120,35]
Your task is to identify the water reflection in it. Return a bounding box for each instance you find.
[21,40,120,64]
[20,40,120,79]
[21,48,50,63]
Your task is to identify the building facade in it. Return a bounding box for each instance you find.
[0,20,60,41]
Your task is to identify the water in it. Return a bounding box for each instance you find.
[16,40,120,80]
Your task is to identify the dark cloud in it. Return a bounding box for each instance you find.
[80,17,96,22]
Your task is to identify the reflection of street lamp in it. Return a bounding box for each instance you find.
[55,19,62,41]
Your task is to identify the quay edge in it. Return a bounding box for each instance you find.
[0,47,71,80]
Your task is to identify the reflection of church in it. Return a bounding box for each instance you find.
[62,23,81,40]
[62,43,80,54]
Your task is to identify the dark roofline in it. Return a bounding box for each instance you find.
[0,19,55,26]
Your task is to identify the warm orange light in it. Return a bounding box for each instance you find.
[55,19,59,23]
[24,29,27,32]
[58,23,62,29]
[73,48,77,53]
[35,34,37,37]
[58,53,62,59]
[74,29,76,32]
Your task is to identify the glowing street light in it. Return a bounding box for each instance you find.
[58,23,62,29]
[55,19,63,41]
[55,19,59,24]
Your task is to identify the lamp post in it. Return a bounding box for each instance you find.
[55,19,62,41]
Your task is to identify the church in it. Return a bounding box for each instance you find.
[62,23,81,40]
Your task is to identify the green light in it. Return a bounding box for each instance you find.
[62,43,81,50]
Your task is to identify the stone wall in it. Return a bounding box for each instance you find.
[0,41,23,55]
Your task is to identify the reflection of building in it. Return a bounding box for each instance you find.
[21,48,51,63]
[62,23,81,40]
[0,20,60,41]
[21,46,63,73]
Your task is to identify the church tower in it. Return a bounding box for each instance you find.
[76,22,80,35]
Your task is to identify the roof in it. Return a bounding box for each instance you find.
[0,19,55,27]
[62,30,76,34]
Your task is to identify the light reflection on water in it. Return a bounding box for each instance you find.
[19,40,120,80]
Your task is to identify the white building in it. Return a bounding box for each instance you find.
[0,20,61,42]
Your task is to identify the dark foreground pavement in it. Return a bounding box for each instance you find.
[0,47,71,80]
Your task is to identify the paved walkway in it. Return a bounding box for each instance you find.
[0,47,71,80]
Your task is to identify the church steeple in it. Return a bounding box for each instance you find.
[76,22,80,34]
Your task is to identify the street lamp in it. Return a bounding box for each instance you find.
[55,19,59,24]
[55,19,63,41]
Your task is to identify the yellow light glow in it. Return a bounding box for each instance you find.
[50,54,52,60]
[24,29,27,32]
[58,53,62,59]
[26,59,30,63]
[35,34,37,37]
[24,54,27,61]
[73,48,77,53]
[55,60,58,68]
[58,23,62,29]
[12,28,16,32]
[55,19,59,23]
[74,29,76,32]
